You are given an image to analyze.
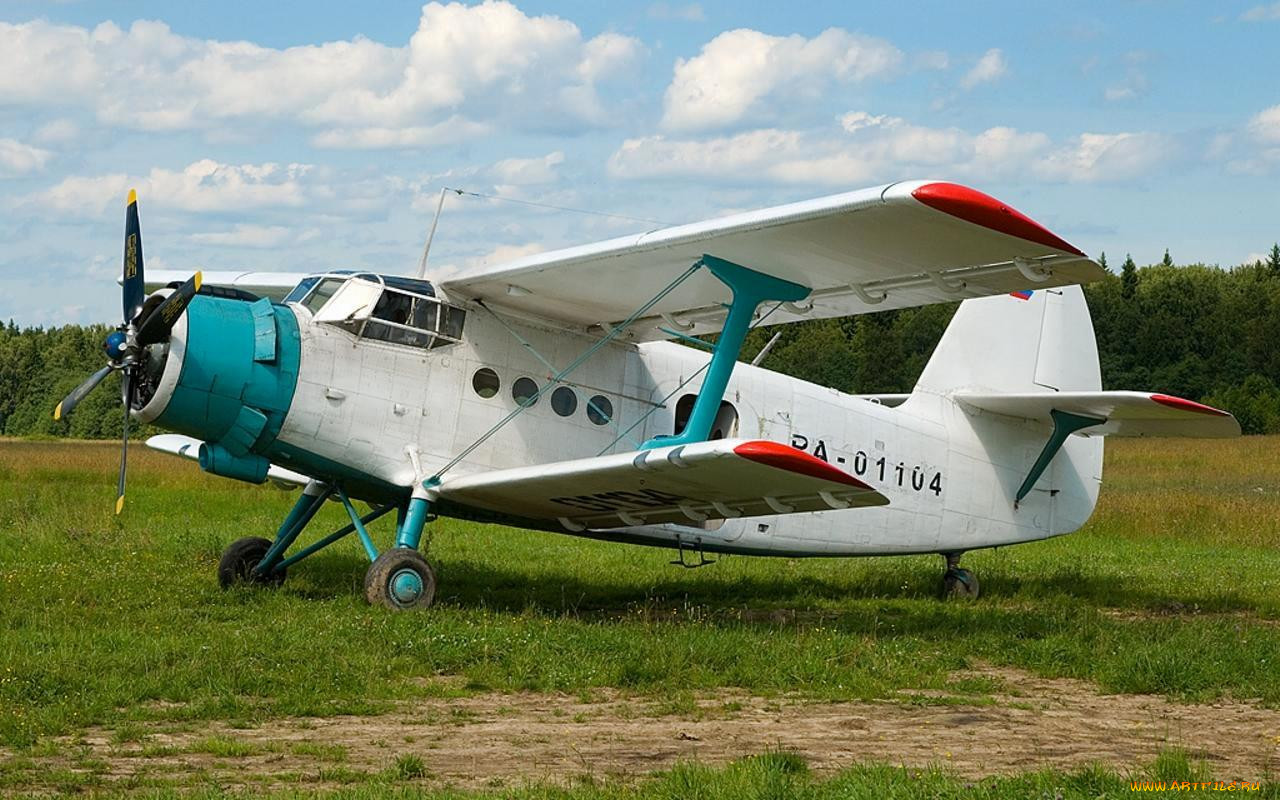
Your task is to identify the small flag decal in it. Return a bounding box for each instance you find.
[1010,290,1034,300]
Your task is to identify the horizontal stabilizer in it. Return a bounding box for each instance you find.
[954,391,1240,438]
[434,439,888,531]
[145,434,312,486]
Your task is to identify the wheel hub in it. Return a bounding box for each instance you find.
[389,568,424,605]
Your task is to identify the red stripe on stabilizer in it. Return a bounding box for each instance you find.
[733,440,874,490]
[911,182,1086,257]
[1150,394,1231,417]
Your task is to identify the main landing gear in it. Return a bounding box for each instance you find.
[218,481,437,610]
[941,552,979,600]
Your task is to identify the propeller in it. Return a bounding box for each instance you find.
[53,189,202,514]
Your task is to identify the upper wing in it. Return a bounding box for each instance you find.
[146,434,313,486]
[139,270,305,302]
[440,180,1104,340]
[434,439,888,531]
[954,391,1240,437]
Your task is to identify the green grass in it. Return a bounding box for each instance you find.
[3,438,1280,795]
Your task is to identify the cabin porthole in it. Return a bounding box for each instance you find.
[551,386,578,417]
[512,376,539,407]
[586,395,613,425]
[472,368,500,398]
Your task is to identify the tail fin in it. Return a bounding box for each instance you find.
[913,286,1101,396]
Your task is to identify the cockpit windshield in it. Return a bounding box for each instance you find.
[287,272,465,350]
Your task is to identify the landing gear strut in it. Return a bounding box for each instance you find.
[216,482,438,610]
[941,552,979,600]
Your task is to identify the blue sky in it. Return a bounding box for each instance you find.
[2,1,1278,326]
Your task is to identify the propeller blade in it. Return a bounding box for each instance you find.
[115,369,133,515]
[137,272,202,346]
[122,189,145,325]
[53,365,113,421]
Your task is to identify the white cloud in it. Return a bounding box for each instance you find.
[189,224,293,248]
[610,113,1166,186]
[647,3,705,21]
[1248,105,1280,143]
[1033,132,1174,182]
[1241,2,1280,21]
[33,119,79,145]
[0,138,52,175]
[662,27,902,131]
[35,159,318,217]
[960,48,1007,89]
[311,118,490,150]
[0,3,642,144]
[490,151,566,185]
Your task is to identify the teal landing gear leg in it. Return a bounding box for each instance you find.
[216,480,431,611]
[364,495,437,611]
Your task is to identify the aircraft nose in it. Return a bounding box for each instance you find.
[134,294,301,479]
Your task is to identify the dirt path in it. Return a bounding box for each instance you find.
[23,665,1280,792]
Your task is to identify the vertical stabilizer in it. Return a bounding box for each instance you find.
[913,286,1101,396]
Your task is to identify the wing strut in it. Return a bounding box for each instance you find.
[640,255,809,450]
[1015,409,1104,506]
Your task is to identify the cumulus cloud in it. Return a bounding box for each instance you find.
[1241,2,1280,21]
[1248,104,1280,143]
[0,138,52,175]
[189,224,294,248]
[960,48,1007,89]
[610,112,1169,185]
[661,27,902,131]
[35,159,318,217]
[490,151,566,185]
[0,3,642,145]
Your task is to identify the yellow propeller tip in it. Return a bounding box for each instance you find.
[127,188,137,205]
[115,496,125,515]
[194,271,203,291]
[53,403,62,421]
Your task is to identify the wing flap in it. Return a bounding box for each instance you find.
[434,439,888,530]
[954,391,1240,437]
[439,180,1104,340]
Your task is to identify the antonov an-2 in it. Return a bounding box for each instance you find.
[56,181,1239,608]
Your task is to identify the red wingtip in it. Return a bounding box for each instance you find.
[911,182,1086,257]
[733,440,874,490]
[1150,394,1231,417]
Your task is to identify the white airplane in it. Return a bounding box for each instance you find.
[57,182,1239,609]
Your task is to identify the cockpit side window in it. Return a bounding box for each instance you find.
[301,278,345,314]
[362,289,465,349]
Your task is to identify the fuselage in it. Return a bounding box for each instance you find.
[135,277,1103,558]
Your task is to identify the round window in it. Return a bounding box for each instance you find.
[586,395,613,425]
[512,376,539,407]
[472,368,500,398]
[551,386,578,417]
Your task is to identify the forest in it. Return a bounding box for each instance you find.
[5,249,1280,438]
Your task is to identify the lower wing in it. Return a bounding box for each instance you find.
[434,439,888,532]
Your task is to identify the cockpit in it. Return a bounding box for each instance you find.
[283,272,465,350]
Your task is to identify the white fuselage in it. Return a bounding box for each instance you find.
[273,300,1103,557]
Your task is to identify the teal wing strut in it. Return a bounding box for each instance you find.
[641,254,809,450]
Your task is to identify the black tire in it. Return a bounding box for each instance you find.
[942,566,979,600]
[364,548,436,610]
[218,536,286,589]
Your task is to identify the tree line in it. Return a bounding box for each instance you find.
[5,246,1280,438]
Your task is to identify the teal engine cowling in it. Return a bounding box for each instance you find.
[134,295,300,483]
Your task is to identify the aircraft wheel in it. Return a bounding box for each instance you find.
[218,536,286,588]
[364,548,436,610]
[942,566,979,600]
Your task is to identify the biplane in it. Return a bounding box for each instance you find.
[55,181,1239,608]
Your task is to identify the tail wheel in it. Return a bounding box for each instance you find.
[942,566,979,600]
[364,548,436,610]
[218,536,286,588]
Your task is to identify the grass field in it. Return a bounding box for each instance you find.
[2,437,1280,797]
